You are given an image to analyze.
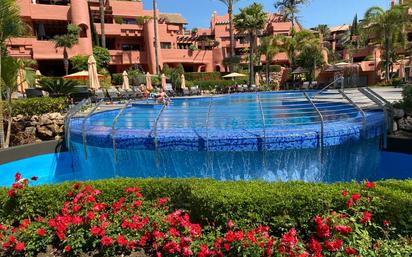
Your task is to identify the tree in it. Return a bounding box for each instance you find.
[0,0,25,148]
[361,5,408,81]
[99,0,106,48]
[152,0,160,74]
[274,0,307,28]
[296,36,324,85]
[70,47,110,73]
[217,0,241,61]
[53,24,81,75]
[234,3,267,86]
[258,36,281,86]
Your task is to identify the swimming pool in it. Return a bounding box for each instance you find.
[57,91,389,183]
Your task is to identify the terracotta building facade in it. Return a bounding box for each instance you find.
[7,0,293,76]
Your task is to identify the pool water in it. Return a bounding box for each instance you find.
[0,150,411,187]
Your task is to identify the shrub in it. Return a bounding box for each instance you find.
[93,47,111,71]
[269,65,281,72]
[5,97,67,117]
[184,72,221,81]
[111,73,124,86]
[70,55,89,72]
[0,176,411,256]
[39,77,80,97]
[114,16,123,24]
[0,179,411,237]
[402,84,412,111]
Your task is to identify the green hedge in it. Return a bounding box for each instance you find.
[3,97,67,117]
[0,179,411,236]
[192,79,248,90]
[184,72,221,81]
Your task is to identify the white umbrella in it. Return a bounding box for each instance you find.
[222,72,247,78]
[16,68,28,93]
[122,71,130,90]
[180,74,186,89]
[35,70,42,87]
[255,72,260,87]
[88,55,101,90]
[145,72,153,91]
[161,73,167,90]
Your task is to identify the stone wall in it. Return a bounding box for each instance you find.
[393,108,412,136]
[9,113,65,147]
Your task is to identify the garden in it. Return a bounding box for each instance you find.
[0,176,411,256]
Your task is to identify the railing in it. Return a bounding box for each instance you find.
[304,92,324,160]
[81,100,103,159]
[111,100,131,163]
[338,89,366,137]
[256,92,267,151]
[64,98,91,150]
[312,76,344,99]
[205,96,213,151]
[152,104,167,150]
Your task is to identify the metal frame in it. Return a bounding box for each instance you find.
[338,89,366,136]
[64,98,90,150]
[152,104,167,150]
[256,92,267,151]
[312,76,344,99]
[358,88,389,148]
[81,100,104,159]
[111,100,131,162]
[304,92,324,158]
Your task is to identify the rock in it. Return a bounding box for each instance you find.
[24,126,36,135]
[38,115,53,126]
[393,108,405,119]
[398,116,412,132]
[12,114,24,122]
[55,118,65,126]
[55,135,62,140]
[35,139,43,143]
[47,123,60,135]
[37,126,53,139]
[31,115,39,122]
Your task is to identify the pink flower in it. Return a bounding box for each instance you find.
[158,198,169,205]
[227,220,234,229]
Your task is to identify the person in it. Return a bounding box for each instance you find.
[156,88,169,105]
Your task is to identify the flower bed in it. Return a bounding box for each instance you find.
[0,177,411,256]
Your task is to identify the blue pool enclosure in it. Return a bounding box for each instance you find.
[55,88,395,183]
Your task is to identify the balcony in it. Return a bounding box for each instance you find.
[95,23,144,37]
[160,49,213,63]
[29,3,70,21]
[109,50,146,65]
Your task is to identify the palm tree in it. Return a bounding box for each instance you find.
[217,0,241,59]
[258,36,281,86]
[0,0,25,148]
[99,0,106,48]
[295,34,323,85]
[153,0,160,74]
[53,24,81,75]
[274,0,307,28]
[362,5,408,81]
[234,3,267,86]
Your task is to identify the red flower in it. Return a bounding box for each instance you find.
[351,194,361,201]
[90,226,105,237]
[73,182,81,190]
[189,224,201,237]
[346,198,353,209]
[325,239,343,252]
[345,247,358,255]
[307,238,322,253]
[365,181,376,189]
[341,190,348,196]
[37,228,46,237]
[15,173,22,182]
[383,220,391,226]
[360,211,372,224]
[64,245,71,252]
[158,198,169,205]
[7,189,16,198]
[334,225,352,234]
[101,236,113,246]
[8,236,16,244]
[15,242,25,252]
[31,176,38,181]
[225,231,235,243]
[2,242,10,250]
[117,235,128,247]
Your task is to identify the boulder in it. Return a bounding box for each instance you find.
[47,123,61,135]
[36,126,54,139]
[393,108,405,119]
[31,115,39,122]
[398,116,412,132]
[24,126,37,136]
[38,115,53,126]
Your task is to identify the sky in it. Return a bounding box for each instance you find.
[142,0,391,29]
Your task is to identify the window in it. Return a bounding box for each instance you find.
[122,44,140,51]
[239,37,249,44]
[160,42,172,49]
[123,18,137,25]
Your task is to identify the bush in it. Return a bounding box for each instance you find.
[0,177,411,256]
[111,73,123,86]
[39,78,80,97]
[0,179,411,236]
[402,84,412,111]
[184,72,221,81]
[114,16,123,24]
[5,97,67,117]
[69,55,88,72]
[269,65,281,72]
